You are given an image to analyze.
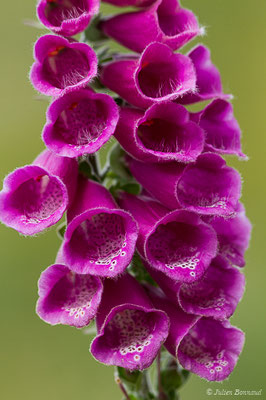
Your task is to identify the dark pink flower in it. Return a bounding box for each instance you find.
[191,99,246,158]
[37,261,103,328]
[115,102,204,163]
[43,88,119,157]
[0,150,78,235]
[101,42,196,109]
[37,0,100,37]
[207,203,252,267]
[147,285,245,381]
[119,192,218,283]
[61,177,138,277]
[128,153,242,215]
[144,256,245,320]
[90,274,169,370]
[177,45,231,105]
[101,0,201,53]
[30,34,97,97]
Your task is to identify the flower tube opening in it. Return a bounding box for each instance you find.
[63,208,137,276]
[42,47,90,89]
[42,0,89,28]
[176,154,241,215]
[135,102,204,161]
[0,165,68,235]
[30,35,97,97]
[157,0,198,39]
[43,89,119,157]
[37,263,103,327]
[145,210,217,283]
[92,305,167,370]
[37,0,100,36]
[178,318,244,381]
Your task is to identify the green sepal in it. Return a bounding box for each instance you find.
[160,354,190,399]
[108,143,132,181]
[115,367,142,394]
[56,222,66,240]
[81,14,108,44]
[78,157,101,182]
[78,159,94,179]
[115,368,155,400]
[129,254,157,287]
[119,182,141,195]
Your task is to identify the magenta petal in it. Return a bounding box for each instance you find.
[30,35,97,97]
[135,43,196,103]
[176,153,242,216]
[177,45,231,105]
[101,42,196,109]
[146,285,199,358]
[179,256,245,319]
[0,150,78,235]
[43,89,119,157]
[90,274,169,370]
[147,286,244,381]
[208,203,252,267]
[101,58,148,107]
[37,0,100,37]
[145,210,217,283]
[118,192,169,255]
[178,318,244,381]
[128,157,184,210]
[196,99,246,158]
[115,103,204,163]
[37,263,103,328]
[101,0,200,53]
[62,177,138,277]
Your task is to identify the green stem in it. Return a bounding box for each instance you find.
[88,153,101,182]
[115,377,130,400]
[157,351,168,400]
[141,370,151,398]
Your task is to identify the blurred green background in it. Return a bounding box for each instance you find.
[0,1,265,399]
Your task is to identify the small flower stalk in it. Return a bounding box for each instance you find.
[1,0,251,398]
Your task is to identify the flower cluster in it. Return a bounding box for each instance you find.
[0,0,251,393]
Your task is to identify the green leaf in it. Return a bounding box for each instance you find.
[115,368,155,399]
[78,160,93,179]
[120,182,142,195]
[160,357,190,399]
[161,368,183,392]
[108,143,131,181]
[116,367,142,385]
[115,367,142,395]
[56,222,66,240]
[81,14,108,43]
[130,254,157,286]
